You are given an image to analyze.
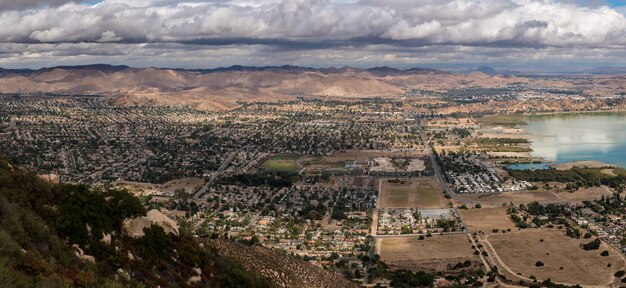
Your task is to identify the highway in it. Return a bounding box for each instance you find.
[192,145,249,201]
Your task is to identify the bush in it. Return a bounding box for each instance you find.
[614,270,625,278]
[582,239,601,250]
[535,261,544,267]
[601,250,610,257]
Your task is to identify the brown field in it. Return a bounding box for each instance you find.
[464,186,612,207]
[379,177,448,209]
[486,229,625,286]
[113,177,205,195]
[378,234,477,272]
[322,149,425,163]
[460,207,516,233]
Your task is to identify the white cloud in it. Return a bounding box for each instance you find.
[0,0,625,68]
[0,0,623,47]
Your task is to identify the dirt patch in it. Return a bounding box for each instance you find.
[551,160,616,170]
[464,186,612,207]
[379,178,448,209]
[460,207,516,233]
[379,234,477,272]
[487,229,625,286]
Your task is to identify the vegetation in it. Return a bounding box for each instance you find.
[479,114,527,127]
[509,167,626,191]
[0,158,271,287]
[388,269,435,287]
[582,239,601,250]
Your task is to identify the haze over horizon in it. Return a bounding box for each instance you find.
[0,0,625,72]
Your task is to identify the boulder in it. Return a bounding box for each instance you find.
[72,244,96,263]
[122,209,179,238]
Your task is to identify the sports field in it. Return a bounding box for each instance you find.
[260,154,300,172]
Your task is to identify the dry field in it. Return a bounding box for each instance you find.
[379,177,448,208]
[378,234,477,272]
[551,160,616,170]
[459,207,516,233]
[322,149,425,163]
[159,177,206,194]
[463,186,612,207]
[486,229,625,286]
[113,177,205,195]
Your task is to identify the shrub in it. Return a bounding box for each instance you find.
[582,239,601,250]
[535,261,544,267]
[601,250,609,257]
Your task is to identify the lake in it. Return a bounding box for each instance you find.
[510,112,626,169]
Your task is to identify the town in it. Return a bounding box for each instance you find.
[3,92,626,287]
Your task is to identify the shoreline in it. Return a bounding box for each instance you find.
[487,111,626,170]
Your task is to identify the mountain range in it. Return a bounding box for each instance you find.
[0,64,624,110]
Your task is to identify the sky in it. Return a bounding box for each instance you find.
[0,0,625,72]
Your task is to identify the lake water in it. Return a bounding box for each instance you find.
[511,112,626,169]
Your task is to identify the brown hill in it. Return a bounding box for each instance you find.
[0,66,406,109]
[1,65,623,110]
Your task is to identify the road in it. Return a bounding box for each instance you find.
[192,145,249,201]
[363,179,382,285]
[9,116,16,130]
[418,124,475,205]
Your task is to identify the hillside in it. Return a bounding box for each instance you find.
[0,158,351,287]
[0,65,406,110]
[208,239,360,288]
[1,65,624,110]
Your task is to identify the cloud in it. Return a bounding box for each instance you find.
[0,0,625,69]
[0,0,79,11]
[0,0,623,48]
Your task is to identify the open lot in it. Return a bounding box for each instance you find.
[486,229,625,286]
[113,177,205,195]
[463,186,612,207]
[378,234,477,272]
[379,177,448,208]
[459,207,516,233]
[261,154,301,172]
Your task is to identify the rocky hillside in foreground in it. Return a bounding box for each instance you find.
[0,158,350,287]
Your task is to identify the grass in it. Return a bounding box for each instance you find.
[379,234,476,271]
[261,154,300,172]
[487,229,625,286]
[380,178,447,209]
[459,207,516,233]
[480,114,527,127]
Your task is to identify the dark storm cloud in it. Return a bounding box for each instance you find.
[0,0,79,11]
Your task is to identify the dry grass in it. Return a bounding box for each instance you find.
[379,234,477,272]
[460,207,516,233]
[379,178,448,209]
[463,186,612,207]
[487,229,625,286]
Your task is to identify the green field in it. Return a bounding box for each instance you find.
[479,114,527,127]
[261,155,301,172]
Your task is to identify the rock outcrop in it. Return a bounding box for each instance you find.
[122,209,179,238]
